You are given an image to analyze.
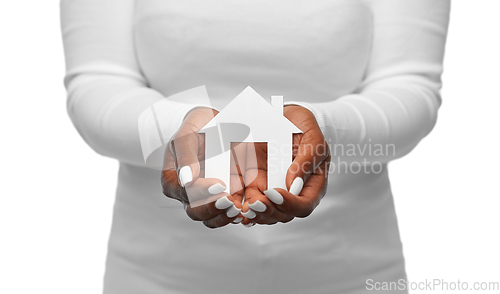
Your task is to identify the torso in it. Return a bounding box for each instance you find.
[134,0,372,109]
[103,2,407,293]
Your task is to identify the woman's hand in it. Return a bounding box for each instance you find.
[161,107,244,228]
[240,105,331,226]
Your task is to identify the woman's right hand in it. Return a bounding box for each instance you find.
[240,105,331,226]
[161,107,244,228]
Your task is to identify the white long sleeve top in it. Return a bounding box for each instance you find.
[61,0,450,293]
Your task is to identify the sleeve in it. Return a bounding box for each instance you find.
[60,0,210,169]
[286,0,450,164]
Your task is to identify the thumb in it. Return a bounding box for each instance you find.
[170,129,202,187]
[170,107,218,187]
[285,137,329,195]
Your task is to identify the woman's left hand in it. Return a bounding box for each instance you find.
[161,107,245,228]
[240,105,331,226]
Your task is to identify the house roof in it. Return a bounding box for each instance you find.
[200,87,302,141]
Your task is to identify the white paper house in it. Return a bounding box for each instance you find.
[199,86,302,192]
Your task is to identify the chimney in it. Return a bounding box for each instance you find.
[271,95,284,116]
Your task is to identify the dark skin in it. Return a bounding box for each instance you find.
[161,107,245,228]
[240,105,331,226]
[161,105,330,228]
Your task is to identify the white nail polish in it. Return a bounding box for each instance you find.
[241,209,256,219]
[264,189,284,205]
[249,200,267,212]
[209,183,226,195]
[226,205,241,218]
[233,217,243,224]
[289,177,304,195]
[243,223,254,228]
[179,166,193,187]
[215,196,233,209]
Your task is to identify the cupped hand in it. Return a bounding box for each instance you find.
[240,105,331,226]
[161,107,244,228]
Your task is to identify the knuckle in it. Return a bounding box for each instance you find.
[179,189,189,203]
[252,214,265,223]
[185,207,202,222]
[296,206,314,218]
[162,189,175,200]
[266,208,279,219]
[167,139,176,153]
[258,219,277,225]
[295,201,314,218]
[201,203,213,218]
[160,171,175,188]
[296,211,312,218]
[202,220,218,229]
[175,153,194,166]
[318,141,330,159]
[281,216,294,223]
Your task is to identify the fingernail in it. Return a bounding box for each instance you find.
[233,217,243,224]
[226,205,241,218]
[179,166,193,187]
[241,209,256,219]
[209,183,226,195]
[248,200,267,212]
[264,189,284,205]
[289,177,304,195]
[215,196,233,209]
[243,223,254,228]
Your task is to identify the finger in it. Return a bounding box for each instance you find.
[185,192,240,221]
[240,220,255,228]
[240,143,267,220]
[161,169,188,203]
[273,158,330,218]
[229,170,244,209]
[162,166,238,221]
[162,144,177,172]
[241,164,294,224]
[246,187,294,224]
[229,142,246,210]
[249,213,279,225]
[162,146,231,207]
[202,208,242,229]
[299,157,330,203]
[162,170,241,223]
[271,188,315,218]
[241,142,295,224]
[230,142,247,178]
[243,142,266,187]
[239,212,256,227]
[184,177,229,207]
[285,134,329,195]
[170,130,202,187]
[161,149,189,203]
[232,215,244,224]
[170,107,217,187]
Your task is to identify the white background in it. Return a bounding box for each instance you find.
[1,1,498,293]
